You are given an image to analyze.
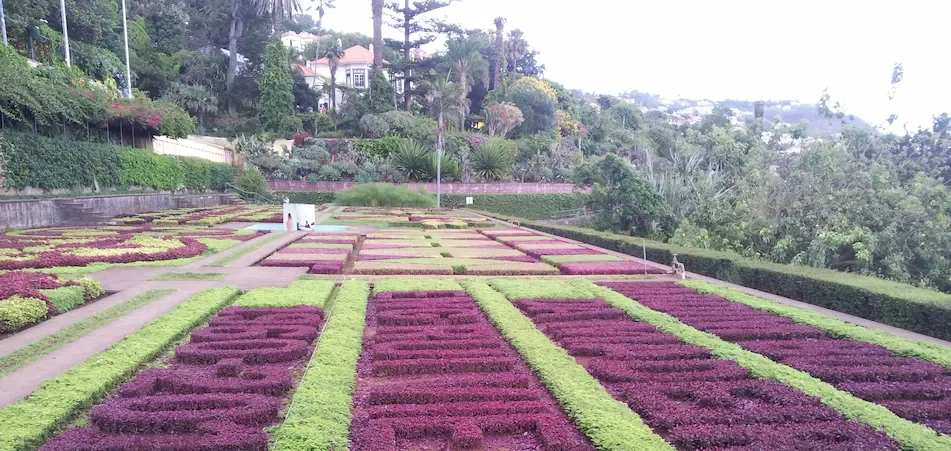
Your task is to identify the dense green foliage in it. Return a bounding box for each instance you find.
[0,288,240,451]
[335,183,436,208]
[236,167,268,200]
[373,278,462,293]
[463,280,674,450]
[260,42,301,133]
[40,286,86,313]
[0,296,48,332]
[583,280,951,450]
[500,217,951,341]
[443,193,586,220]
[572,154,673,237]
[1,131,232,191]
[277,191,336,204]
[271,280,370,451]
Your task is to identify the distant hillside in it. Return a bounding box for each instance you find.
[618,90,870,135]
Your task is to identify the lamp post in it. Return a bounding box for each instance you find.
[120,0,132,98]
[1,0,8,46]
[59,0,70,66]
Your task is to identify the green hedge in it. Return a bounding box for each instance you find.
[233,280,335,308]
[442,193,587,220]
[0,287,240,451]
[1,132,232,192]
[582,280,951,450]
[464,280,674,451]
[488,216,951,341]
[271,280,370,451]
[275,191,337,204]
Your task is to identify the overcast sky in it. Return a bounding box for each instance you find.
[317,0,948,130]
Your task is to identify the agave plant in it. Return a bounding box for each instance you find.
[471,140,512,181]
[391,139,432,181]
[426,152,461,182]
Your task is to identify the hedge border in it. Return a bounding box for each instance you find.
[371,278,462,293]
[0,287,240,451]
[477,212,951,341]
[462,280,674,451]
[233,280,335,309]
[578,279,951,450]
[680,280,951,370]
[269,280,371,451]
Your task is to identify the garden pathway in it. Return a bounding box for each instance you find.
[470,210,951,349]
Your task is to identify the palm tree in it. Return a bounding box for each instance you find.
[453,59,472,130]
[504,29,528,75]
[324,40,344,111]
[371,0,384,69]
[253,0,300,31]
[166,83,219,133]
[491,17,506,91]
[425,77,468,207]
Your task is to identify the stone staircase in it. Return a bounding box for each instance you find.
[56,199,111,226]
[222,193,247,206]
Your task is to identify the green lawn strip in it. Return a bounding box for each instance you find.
[488,278,594,299]
[0,289,174,378]
[233,280,336,309]
[541,254,626,265]
[0,287,240,451]
[462,280,674,451]
[577,279,951,450]
[681,280,951,370]
[207,233,284,267]
[269,280,370,451]
[149,272,228,281]
[372,278,462,293]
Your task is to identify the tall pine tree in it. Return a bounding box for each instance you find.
[384,0,454,111]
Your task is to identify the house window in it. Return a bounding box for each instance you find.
[352,69,367,89]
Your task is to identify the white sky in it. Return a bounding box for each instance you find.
[317,0,949,130]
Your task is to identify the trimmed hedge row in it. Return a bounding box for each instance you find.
[441,193,587,220]
[233,280,335,309]
[271,280,370,451]
[581,280,951,450]
[463,280,674,451]
[483,214,951,341]
[681,280,951,370]
[0,287,240,451]
[1,131,233,192]
[271,191,586,220]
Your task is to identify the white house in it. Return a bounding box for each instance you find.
[293,45,387,111]
[281,32,326,52]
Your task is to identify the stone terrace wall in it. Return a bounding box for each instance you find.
[0,193,230,232]
[267,181,587,194]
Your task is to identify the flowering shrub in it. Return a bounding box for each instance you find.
[513,295,898,449]
[605,281,951,436]
[347,290,592,450]
[41,304,322,450]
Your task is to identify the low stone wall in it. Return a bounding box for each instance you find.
[267,181,587,194]
[0,193,230,232]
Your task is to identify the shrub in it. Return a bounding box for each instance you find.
[237,167,268,200]
[336,183,436,208]
[353,136,403,158]
[443,193,587,220]
[0,296,49,332]
[316,165,343,181]
[471,140,513,181]
[275,191,336,204]
[40,286,86,313]
[359,114,390,138]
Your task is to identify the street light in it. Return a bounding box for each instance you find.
[1,0,8,46]
[120,0,132,98]
[59,0,70,66]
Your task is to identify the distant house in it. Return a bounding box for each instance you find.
[293,45,388,111]
[281,32,327,52]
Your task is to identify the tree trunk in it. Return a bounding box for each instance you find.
[436,111,443,208]
[491,18,505,91]
[372,0,384,69]
[226,0,243,114]
[330,70,336,111]
[402,0,412,111]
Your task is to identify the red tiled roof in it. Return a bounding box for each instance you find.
[313,45,387,66]
[291,64,316,76]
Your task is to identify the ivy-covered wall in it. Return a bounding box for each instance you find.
[0,132,233,192]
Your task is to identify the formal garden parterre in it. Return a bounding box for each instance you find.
[115,205,291,226]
